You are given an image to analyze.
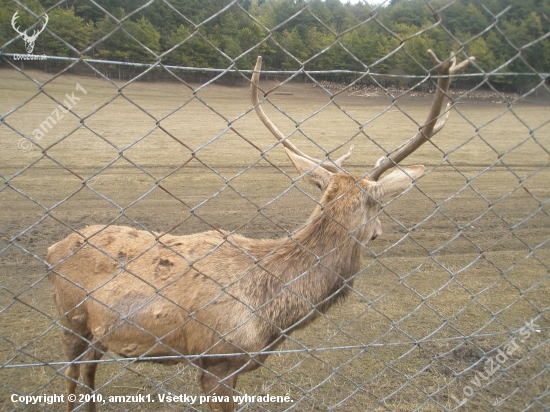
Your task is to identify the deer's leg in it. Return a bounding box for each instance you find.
[61,330,88,412]
[198,362,239,412]
[81,346,104,412]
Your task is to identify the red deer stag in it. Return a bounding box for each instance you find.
[47,50,472,412]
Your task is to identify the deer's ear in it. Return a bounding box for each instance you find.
[285,148,333,192]
[377,165,424,201]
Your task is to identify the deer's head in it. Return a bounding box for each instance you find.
[11,11,49,54]
[250,51,473,244]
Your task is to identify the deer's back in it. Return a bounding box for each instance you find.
[47,225,271,356]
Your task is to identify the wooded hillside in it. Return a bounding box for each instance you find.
[1,0,548,90]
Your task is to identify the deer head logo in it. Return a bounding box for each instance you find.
[11,11,49,54]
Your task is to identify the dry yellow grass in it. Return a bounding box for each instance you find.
[0,67,548,411]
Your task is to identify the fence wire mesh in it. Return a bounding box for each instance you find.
[0,0,549,410]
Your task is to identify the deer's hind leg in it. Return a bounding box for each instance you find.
[60,329,89,411]
[81,345,105,412]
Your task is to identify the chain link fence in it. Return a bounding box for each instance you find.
[1,0,549,410]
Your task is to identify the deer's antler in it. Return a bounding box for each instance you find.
[367,50,474,181]
[251,56,354,173]
[30,13,49,40]
[11,11,25,36]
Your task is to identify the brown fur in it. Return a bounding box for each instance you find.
[47,169,425,412]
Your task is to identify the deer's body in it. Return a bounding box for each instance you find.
[48,174,388,412]
[48,178,375,360]
[47,51,472,411]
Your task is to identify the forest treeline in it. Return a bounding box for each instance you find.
[1,0,548,89]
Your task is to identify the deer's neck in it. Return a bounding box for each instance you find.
[292,204,360,270]
[253,202,365,333]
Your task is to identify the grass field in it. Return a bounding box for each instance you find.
[0,66,549,411]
